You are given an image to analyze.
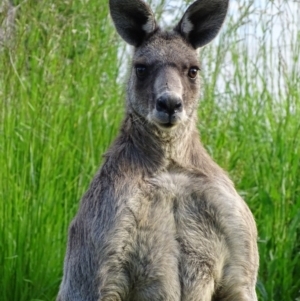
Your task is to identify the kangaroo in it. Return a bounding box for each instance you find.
[56,0,259,300]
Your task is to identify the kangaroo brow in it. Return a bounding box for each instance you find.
[133,59,200,70]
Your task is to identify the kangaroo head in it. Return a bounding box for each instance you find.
[109,0,229,130]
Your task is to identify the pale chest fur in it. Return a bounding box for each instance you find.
[99,170,244,301]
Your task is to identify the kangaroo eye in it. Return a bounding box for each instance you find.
[188,67,199,79]
[136,65,148,79]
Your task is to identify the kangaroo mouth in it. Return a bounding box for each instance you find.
[158,120,177,128]
[148,109,184,130]
[153,114,180,129]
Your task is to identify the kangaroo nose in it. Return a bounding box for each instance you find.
[156,94,183,115]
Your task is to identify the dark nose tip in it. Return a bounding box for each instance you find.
[156,94,182,115]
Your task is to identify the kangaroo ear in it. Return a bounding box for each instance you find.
[109,0,157,47]
[175,0,229,49]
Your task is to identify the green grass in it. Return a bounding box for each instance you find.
[0,1,122,300]
[0,1,299,301]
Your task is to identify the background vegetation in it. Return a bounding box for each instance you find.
[0,0,299,300]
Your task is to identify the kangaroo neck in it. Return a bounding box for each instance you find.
[124,113,200,168]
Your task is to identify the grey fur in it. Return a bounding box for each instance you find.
[176,0,230,48]
[57,0,259,300]
[109,0,157,46]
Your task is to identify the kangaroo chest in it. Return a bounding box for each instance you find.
[108,171,226,300]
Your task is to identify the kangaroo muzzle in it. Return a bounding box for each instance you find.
[155,92,183,125]
[150,67,186,128]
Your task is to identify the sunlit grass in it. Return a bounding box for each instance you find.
[0,1,122,300]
